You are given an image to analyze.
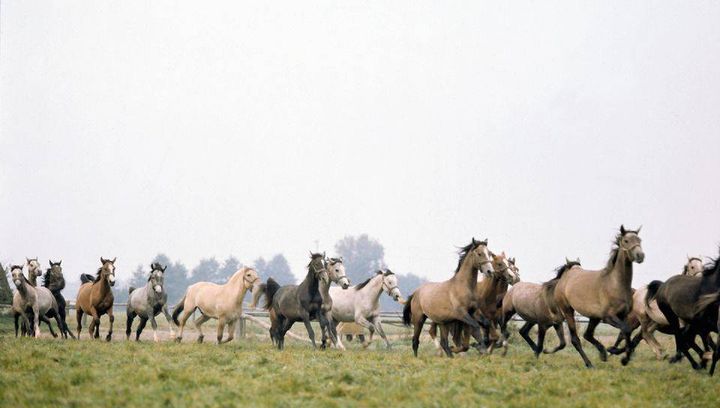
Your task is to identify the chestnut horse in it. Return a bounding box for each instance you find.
[76,258,117,341]
[402,238,494,357]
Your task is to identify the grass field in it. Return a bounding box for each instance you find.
[0,310,718,408]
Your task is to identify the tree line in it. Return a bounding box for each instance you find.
[1,234,426,311]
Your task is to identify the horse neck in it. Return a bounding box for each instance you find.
[95,273,111,296]
[476,275,503,302]
[605,248,633,289]
[300,268,319,295]
[319,279,331,302]
[16,277,32,297]
[27,271,38,286]
[226,274,248,304]
[452,255,479,289]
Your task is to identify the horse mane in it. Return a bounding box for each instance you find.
[327,257,343,265]
[701,252,720,278]
[455,239,486,274]
[307,253,324,267]
[383,269,394,276]
[354,277,374,290]
[605,228,640,270]
[552,261,581,280]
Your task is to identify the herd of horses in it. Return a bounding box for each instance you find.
[6,225,720,376]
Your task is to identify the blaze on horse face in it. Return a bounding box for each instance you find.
[149,264,167,293]
[470,238,494,276]
[100,257,117,286]
[619,225,644,263]
[10,265,24,287]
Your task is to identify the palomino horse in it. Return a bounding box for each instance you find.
[172,266,259,344]
[648,250,720,374]
[499,258,581,357]
[76,258,117,341]
[428,252,518,355]
[42,260,75,339]
[329,269,404,349]
[607,256,704,360]
[403,238,495,357]
[263,253,330,350]
[553,225,645,368]
[127,263,175,342]
[11,265,64,338]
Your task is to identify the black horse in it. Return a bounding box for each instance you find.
[42,260,76,339]
[647,249,720,374]
[262,253,331,350]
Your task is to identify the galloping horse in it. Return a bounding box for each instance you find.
[403,238,495,357]
[607,256,704,360]
[42,260,75,339]
[648,249,720,373]
[329,269,404,349]
[127,263,175,342]
[20,257,66,337]
[553,225,644,367]
[263,253,330,350]
[11,264,64,338]
[172,266,259,344]
[318,257,351,348]
[76,258,117,341]
[500,258,581,357]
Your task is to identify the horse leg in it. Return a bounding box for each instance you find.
[544,323,566,354]
[536,325,548,359]
[334,321,347,350]
[162,305,176,338]
[711,310,720,376]
[428,322,441,354]
[194,314,210,344]
[149,314,160,343]
[412,314,427,357]
[135,317,148,341]
[76,309,84,339]
[14,313,19,337]
[658,302,700,369]
[222,319,236,344]
[302,316,317,349]
[176,309,195,343]
[438,323,453,358]
[216,317,227,344]
[126,311,136,340]
[370,316,390,349]
[106,308,115,342]
[519,321,539,355]
[606,332,626,355]
[641,320,665,360]
[355,315,374,348]
[583,318,608,362]
[563,309,593,368]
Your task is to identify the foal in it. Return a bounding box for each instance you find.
[553,225,644,368]
[76,258,117,341]
[127,263,175,342]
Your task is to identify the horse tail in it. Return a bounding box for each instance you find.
[263,278,281,310]
[171,293,187,326]
[80,274,95,284]
[694,292,720,316]
[402,294,414,326]
[645,280,663,308]
[128,286,136,294]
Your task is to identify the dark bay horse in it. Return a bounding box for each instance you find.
[403,238,495,357]
[263,253,330,350]
[42,260,75,339]
[76,258,116,341]
[553,225,645,368]
[648,250,720,374]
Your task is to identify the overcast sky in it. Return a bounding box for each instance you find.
[1,2,719,295]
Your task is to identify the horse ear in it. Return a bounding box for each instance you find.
[323,251,326,259]
[26,257,30,263]
[565,257,571,264]
[620,225,626,235]
[472,237,477,245]
[309,251,313,258]
[636,225,642,234]
[501,251,506,257]
[576,257,581,264]
[162,265,167,272]
[111,257,116,263]
[100,257,107,264]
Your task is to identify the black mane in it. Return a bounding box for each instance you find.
[455,239,486,274]
[552,261,581,280]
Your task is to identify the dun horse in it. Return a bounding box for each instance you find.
[172,266,259,344]
[127,263,175,342]
[499,258,581,357]
[553,225,644,368]
[76,258,117,341]
[403,238,495,357]
[262,253,330,350]
[329,269,404,349]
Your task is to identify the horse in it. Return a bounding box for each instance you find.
[328,269,403,349]
[402,238,495,357]
[20,257,61,337]
[499,258,580,357]
[41,260,75,339]
[553,225,645,368]
[648,249,720,373]
[427,251,518,355]
[10,265,64,338]
[127,263,175,342]
[606,256,704,360]
[318,256,351,349]
[172,266,259,344]
[76,257,117,341]
[262,253,330,350]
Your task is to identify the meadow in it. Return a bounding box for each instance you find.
[0,310,718,408]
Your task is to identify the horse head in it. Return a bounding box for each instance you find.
[149,263,167,293]
[99,257,117,286]
[26,257,42,278]
[506,255,521,284]
[325,257,350,289]
[683,256,704,277]
[619,225,644,263]
[459,238,494,277]
[491,252,514,284]
[10,264,24,287]
[308,252,329,285]
[381,269,402,301]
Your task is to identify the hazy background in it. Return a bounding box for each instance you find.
[2,2,719,297]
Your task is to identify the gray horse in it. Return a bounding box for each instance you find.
[126,263,175,342]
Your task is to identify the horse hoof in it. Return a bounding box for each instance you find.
[600,353,608,362]
[669,356,682,364]
[106,336,112,342]
[585,363,595,369]
[174,337,181,343]
[197,336,204,344]
[621,357,630,366]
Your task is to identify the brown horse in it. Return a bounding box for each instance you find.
[402,238,495,357]
[553,225,644,367]
[428,252,517,354]
[76,258,117,341]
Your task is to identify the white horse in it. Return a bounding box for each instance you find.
[329,269,404,349]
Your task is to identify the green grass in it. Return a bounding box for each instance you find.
[0,312,718,408]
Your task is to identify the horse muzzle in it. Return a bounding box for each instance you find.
[634,249,645,264]
[13,279,21,286]
[340,278,350,289]
[154,285,162,293]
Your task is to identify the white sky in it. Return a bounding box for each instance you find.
[2,2,719,294]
